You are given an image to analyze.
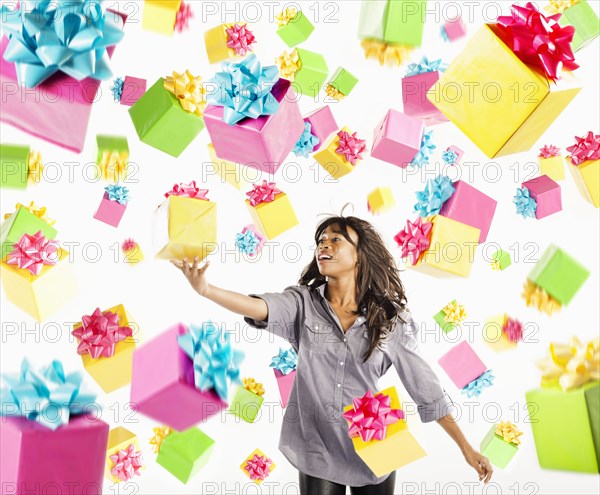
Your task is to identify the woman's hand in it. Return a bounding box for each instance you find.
[463,446,493,484]
[171,257,210,296]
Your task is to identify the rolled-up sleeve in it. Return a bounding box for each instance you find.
[392,313,456,423]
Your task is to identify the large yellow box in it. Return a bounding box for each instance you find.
[568,158,599,208]
[246,192,299,240]
[314,127,360,179]
[142,0,181,35]
[105,427,144,483]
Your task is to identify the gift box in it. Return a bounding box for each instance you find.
[236,225,266,257]
[441,17,467,42]
[314,127,367,179]
[522,175,562,219]
[480,422,522,469]
[0,144,39,189]
[371,109,424,168]
[343,386,427,477]
[304,106,338,152]
[122,239,144,264]
[1,205,57,260]
[276,9,314,47]
[482,314,521,352]
[270,347,297,408]
[490,249,511,271]
[567,132,599,208]
[93,186,130,228]
[438,341,487,389]
[358,0,427,47]
[443,145,464,166]
[367,187,395,214]
[120,76,147,106]
[240,448,276,483]
[326,67,358,100]
[547,0,600,51]
[293,48,329,97]
[273,369,295,408]
[156,427,215,483]
[105,427,144,483]
[205,23,255,64]
[538,145,565,181]
[142,0,182,35]
[96,135,129,181]
[402,58,448,125]
[207,143,255,190]
[229,379,265,423]
[433,300,466,334]
[246,182,299,240]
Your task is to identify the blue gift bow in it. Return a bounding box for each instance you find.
[461,369,494,398]
[177,322,245,402]
[1,0,125,88]
[110,76,124,102]
[410,129,436,167]
[405,57,448,77]
[207,53,281,126]
[0,358,97,430]
[293,121,320,158]
[269,347,298,375]
[414,174,455,217]
[442,148,458,165]
[235,229,260,255]
[104,183,130,204]
[440,25,450,42]
[513,187,537,219]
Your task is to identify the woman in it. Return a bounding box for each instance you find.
[172,214,493,494]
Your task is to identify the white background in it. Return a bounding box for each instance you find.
[1,1,599,494]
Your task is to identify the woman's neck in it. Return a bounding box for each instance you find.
[325,277,357,308]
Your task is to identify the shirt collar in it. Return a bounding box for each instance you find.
[316,283,367,316]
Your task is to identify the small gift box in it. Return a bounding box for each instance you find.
[235,225,266,257]
[441,17,467,42]
[129,71,206,157]
[72,305,139,393]
[518,175,562,219]
[371,109,425,168]
[304,106,338,152]
[546,0,600,51]
[246,181,299,240]
[282,48,329,98]
[240,448,276,483]
[122,238,144,264]
[276,8,314,47]
[314,127,367,179]
[402,57,448,125]
[153,182,217,261]
[117,76,147,106]
[229,378,265,423]
[538,145,565,181]
[0,359,109,495]
[105,427,144,483]
[142,0,182,35]
[367,187,395,214]
[325,67,358,100]
[1,204,57,259]
[93,184,130,228]
[205,23,256,64]
[427,6,581,158]
[433,300,466,334]
[437,341,488,390]
[270,347,297,408]
[358,0,427,47]
[483,314,523,352]
[490,249,512,271]
[96,135,129,182]
[480,421,523,468]
[442,145,464,166]
[0,145,42,189]
[566,131,599,208]
[156,427,216,483]
[526,337,599,473]
[342,386,427,477]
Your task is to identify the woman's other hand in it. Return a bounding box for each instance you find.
[171,257,210,296]
[463,446,493,484]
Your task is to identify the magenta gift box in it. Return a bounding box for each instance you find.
[444,18,467,41]
[0,415,109,495]
[93,192,127,228]
[523,175,562,219]
[304,106,338,151]
[121,76,147,106]
[204,78,304,174]
[274,368,296,408]
[130,323,228,431]
[371,109,424,168]
[242,224,265,257]
[402,71,448,125]
[438,341,487,389]
[439,180,497,242]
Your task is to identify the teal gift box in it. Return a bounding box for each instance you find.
[228,385,265,423]
[156,428,216,483]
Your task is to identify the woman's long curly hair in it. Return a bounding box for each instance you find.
[298,212,408,363]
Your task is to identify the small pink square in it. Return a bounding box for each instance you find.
[93,192,127,228]
[304,106,339,151]
[242,224,266,257]
[438,341,487,389]
[371,109,424,169]
[274,368,296,408]
[444,18,467,41]
[120,76,147,106]
[446,145,464,164]
[523,175,562,219]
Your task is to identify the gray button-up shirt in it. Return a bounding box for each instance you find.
[244,283,455,487]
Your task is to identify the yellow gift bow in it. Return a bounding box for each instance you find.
[149,425,173,454]
[535,336,600,390]
[521,280,562,316]
[491,259,502,271]
[99,150,128,182]
[276,7,297,27]
[27,150,43,184]
[325,84,345,101]
[495,421,523,445]
[276,49,301,81]
[3,202,56,226]
[163,70,207,117]
[442,300,467,324]
[243,377,265,397]
[545,0,580,14]
[361,40,413,66]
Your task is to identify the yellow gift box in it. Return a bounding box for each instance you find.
[105,427,144,483]
[207,143,252,191]
[204,24,244,64]
[368,187,395,214]
[142,0,181,35]
[568,158,599,208]
[410,215,480,278]
[246,192,299,240]
[482,314,517,352]
[154,195,218,260]
[427,24,581,158]
[343,386,427,477]
[72,304,140,393]
[240,448,276,484]
[313,127,358,179]
[539,156,565,181]
[0,248,77,321]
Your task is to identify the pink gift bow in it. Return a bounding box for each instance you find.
[539,144,561,158]
[164,181,210,200]
[393,218,433,266]
[497,2,578,81]
[342,390,405,442]
[244,453,273,481]
[6,231,59,276]
[503,317,523,343]
[226,23,256,56]
[246,180,282,207]
[72,308,133,359]
[566,131,600,165]
[175,1,193,33]
[109,443,143,482]
[336,130,366,166]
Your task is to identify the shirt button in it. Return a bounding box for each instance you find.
[343,338,347,343]
[340,361,344,366]
[337,383,341,388]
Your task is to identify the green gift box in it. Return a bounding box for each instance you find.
[480,424,519,469]
[358,0,427,46]
[293,48,328,98]
[129,78,205,158]
[527,244,590,305]
[432,299,458,334]
[277,11,314,47]
[229,385,265,423]
[156,428,215,483]
[491,249,511,270]
[557,0,600,51]
[0,144,30,189]
[1,207,57,259]
[327,67,358,97]
[526,382,599,473]
[96,135,129,162]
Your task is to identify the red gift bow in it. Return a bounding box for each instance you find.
[244,453,273,481]
[122,238,138,251]
[6,231,59,276]
[342,390,405,442]
[175,1,193,33]
[539,144,561,158]
[503,317,523,343]
[336,130,367,166]
[497,2,578,81]
[164,180,209,200]
[566,131,600,165]
[226,23,256,56]
[246,180,282,206]
[72,308,133,359]
[393,218,433,266]
[109,444,143,482]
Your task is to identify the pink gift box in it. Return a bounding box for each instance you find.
[402,71,448,125]
[304,106,339,151]
[204,78,304,174]
[439,180,497,243]
[120,76,147,106]
[242,224,265,257]
[274,369,296,408]
[522,175,562,219]
[0,415,109,495]
[438,341,487,389]
[130,323,228,431]
[443,18,467,41]
[446,145,464,164]
[371,109,424,169]
[92,192,127,228]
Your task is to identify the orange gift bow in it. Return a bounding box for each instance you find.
[243,377,265,396]
[276,49,301,80]
[442,301,467,324]
[545,0,580,14]
[163,70,206,117]
[521,280,562,315]
[149,426,173,454]
[325,84,345,101]
[99,150,128,182]
[275,7,297,27]
[361,40,413,66]
[495,421,523,445]
[27,150,43,184]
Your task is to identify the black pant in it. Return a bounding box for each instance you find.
[299,470,396,494]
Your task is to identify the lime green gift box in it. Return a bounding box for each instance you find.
[129,78,205,158]
[551,0,600,51]
[432,299,459,334]
[294,48,328,98]
[156,428,215,483]
[1,206,57,259]
[1,144,29,189]
[229,385,265,423]
[491,249,512,270]
[327,67,358,97]
[358,0,427,47]
[480,424,519,468]
[277,11,314,47]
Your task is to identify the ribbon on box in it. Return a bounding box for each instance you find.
[513,187,537,218]
[105,184,130,205]
[496,2,578,81]
[111,77,124,102]
[442,148,458,166]
[27,150,43,184]
[269,347,298,375]
[110,443,143,481]
[440,25,451,42]
[522,280,562,315]
[405,57,447,77]
[4,202,55,226]
[175,1,193,33]
[243,453,273,481]
[276,49,301,80]
[275,7,298,26]
[243,377,265,397]
[177,321,245,401]
[208,54,280,126]
[361,40,413,66]
[0,358,97,430]
[226,23,256,56]
[72,307,133,359]
[336,130,366,166]
[393,217,433,266]
[164,70,206,117]
[325,84,345,101]
[546,0,580,14]
[99,150,128,182]
[414,175,455,217]
[293,122,320,158]
[461,369,494,398]
[6,231,59,276]
[149,426,173,454]
[442,301,467,324]
[122,238,139,252]
[235,229,261,256]
[539,144,561,158]
[411,129,436,167]
[495,421,523,445]
[1,0,125,88]
[342,390,404,442]
[566,131,600,165]
[502,317,523,343]
[246,180,282,206]
[165,181,209,200]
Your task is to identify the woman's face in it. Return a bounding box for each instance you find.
[315,224,359,277]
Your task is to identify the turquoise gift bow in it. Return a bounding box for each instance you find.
[405,57,448,77]
[461,369,494,398]
[410,129,436,167]
[105,183,130,204]
[177,322,245,401]
[414,174,455,217]
[293,121,320,158]
[0,358,97,430]
[513,187,537,219]
[235,229,261,255]
[269,347,298,375]
[1,0,125,88]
